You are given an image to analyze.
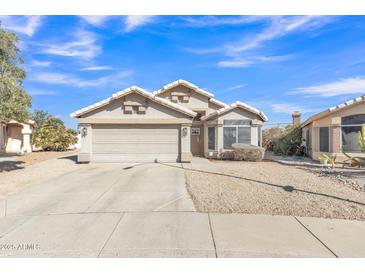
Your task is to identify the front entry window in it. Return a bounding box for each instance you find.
[341,114,365,152]
[208,127,215,150]
[223,119,252,149]
[223,127,236,149]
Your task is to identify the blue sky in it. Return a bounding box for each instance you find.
[1,15,365,128]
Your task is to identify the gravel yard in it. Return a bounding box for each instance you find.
[16,150,77,166]
[184,160,365,220]
[0,151,82,198]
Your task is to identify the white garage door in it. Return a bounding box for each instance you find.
[92,124,180,162]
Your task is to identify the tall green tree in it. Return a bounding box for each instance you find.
[0,23,31,123]
[32,117,78,151]
[31,109,51,127]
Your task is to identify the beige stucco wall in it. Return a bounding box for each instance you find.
[156,86,221,114]
[208,101,224,113]
[77,92,195,163]
[303,101,365,162]
[80,93,189,120]
[180,124,192,162]
[6,125,23,153]
[203,108,264,157]
[78,124,92,162]
[217,108,261,123]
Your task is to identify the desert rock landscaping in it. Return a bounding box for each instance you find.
[184,160,365,220]
[0,151,81,198]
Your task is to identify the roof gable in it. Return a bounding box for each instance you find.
[70,86,197,118]
[202,101,268,122]
[153,79,214,98]
[209,98,228,108]
[301,94,365,127]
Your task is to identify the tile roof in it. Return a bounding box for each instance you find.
[153,79,214,98]
[70,86,197,118]
[202,101,268,122]
[301,94,365,127]
[209,98,228,108]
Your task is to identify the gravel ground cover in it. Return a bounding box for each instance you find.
[184,160,365,220]
[0,152,83,198]
[16,150,77,166]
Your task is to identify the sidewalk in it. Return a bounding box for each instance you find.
[0,211,364,257]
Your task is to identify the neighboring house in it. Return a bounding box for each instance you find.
[71,79,267,163]
[301,95,365,162]
[0,120,34,154]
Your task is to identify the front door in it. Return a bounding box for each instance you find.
[191,126,203,156]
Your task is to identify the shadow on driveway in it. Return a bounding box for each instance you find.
[0,161,25,172]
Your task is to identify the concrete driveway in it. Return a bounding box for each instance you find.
[0,161,364,257]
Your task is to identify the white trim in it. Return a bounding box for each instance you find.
[202,101,268,122]
[209,98,228,108]
[70,86,197,118]
[154,79,214,98]
[301,94,365,127]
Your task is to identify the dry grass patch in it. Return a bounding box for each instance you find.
[185,161,365,220]
[16,150,77,166]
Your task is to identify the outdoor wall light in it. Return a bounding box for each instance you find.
[182,127,187,137]
[81,127,88,137]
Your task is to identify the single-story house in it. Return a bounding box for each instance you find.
[301,95,365,162]
[0,120,35,154]
[71,79,267,163]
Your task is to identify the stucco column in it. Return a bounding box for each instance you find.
[21,123,32,153]
[251,119,263,147]
[78,124,92,162]
[331,125,341,153]
[180,124,192,162]
[217,123,223,154]
[203,124,208,156]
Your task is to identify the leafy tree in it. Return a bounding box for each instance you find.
[31,109,51,127]
[273,125,305,156]
[262,127,284,150]
[0,23,31,122]
[32,117,78,151]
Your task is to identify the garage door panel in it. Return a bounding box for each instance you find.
[92,143,178,154]
[92,153,179,163]
[92,125,180,162]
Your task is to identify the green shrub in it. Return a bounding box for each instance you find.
[32,117,78,151]
[273,125,305,156]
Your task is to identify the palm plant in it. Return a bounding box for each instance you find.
[319,154,337,168]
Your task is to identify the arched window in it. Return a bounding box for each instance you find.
[341,114,365,152]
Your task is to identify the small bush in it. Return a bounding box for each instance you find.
[232,144,265,161]
[273,125,305,156]
[32,117,78,151]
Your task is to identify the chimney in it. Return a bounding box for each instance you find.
[292,111,301,125]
